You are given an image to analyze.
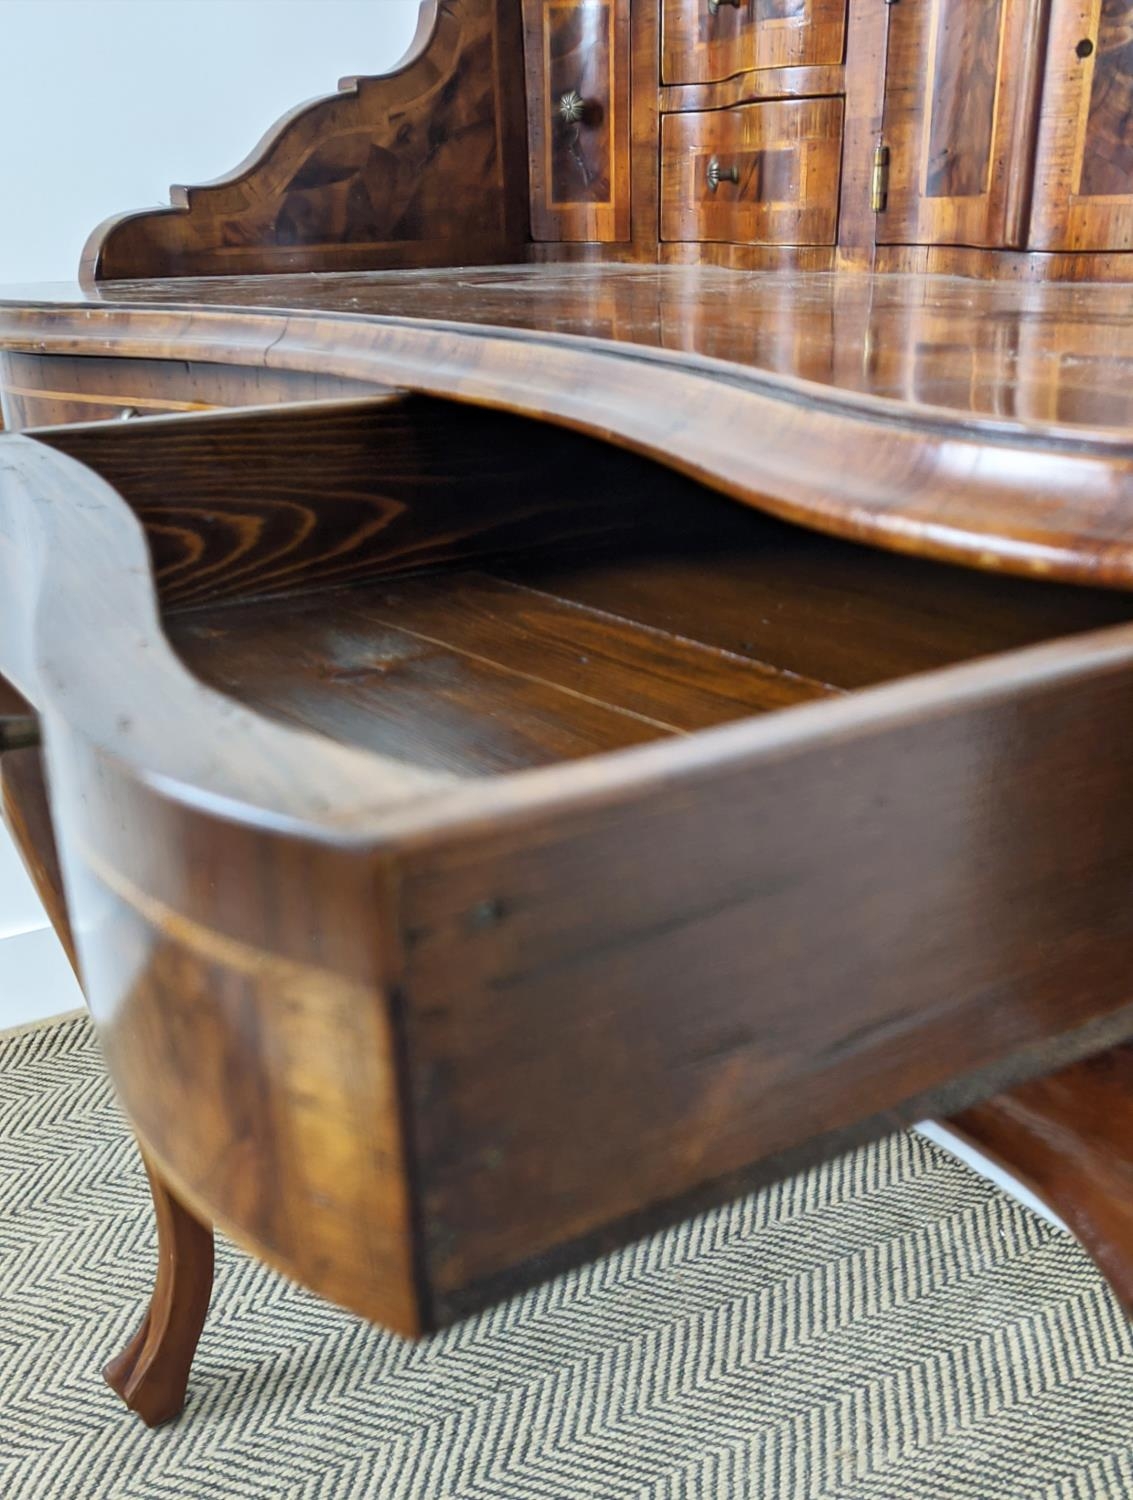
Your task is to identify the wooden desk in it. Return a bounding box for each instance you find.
[4,0,1133,1428]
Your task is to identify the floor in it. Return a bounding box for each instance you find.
[0,818,1060,1229]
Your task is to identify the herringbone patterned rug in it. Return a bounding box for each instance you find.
[3,1015,1133,1499]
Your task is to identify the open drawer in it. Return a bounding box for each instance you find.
[5,394,1133,1333]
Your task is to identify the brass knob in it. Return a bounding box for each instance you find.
[558,90,587,125]
[708,0,742,13]
[706,156,740,192]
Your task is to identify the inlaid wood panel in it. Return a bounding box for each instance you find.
[879,0,1050,249]
[524,0,631,241]
[924,1,1003,199]
[660,99,843,244]
[84,0,530,280]
[661,0,846,87]
[1030,0,1133,251]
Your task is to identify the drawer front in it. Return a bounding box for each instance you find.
[523,0,631,242]
[0,351,384,431]
[662,0,846,85]
[661,98,843,244]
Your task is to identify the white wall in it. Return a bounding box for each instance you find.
[0,0,421,285]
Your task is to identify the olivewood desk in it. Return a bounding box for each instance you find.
[5,0,1133,1427]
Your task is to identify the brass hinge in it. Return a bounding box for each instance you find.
[871,144,890,213]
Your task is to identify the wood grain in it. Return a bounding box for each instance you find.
[1081,0,1133,197]
[879,0,1050,249]
[14,268,1133,586]
[835,0,890,265]
[660,62,844,113]
[661,0,846,86]
[8,398,1133,1367]
[1030,0,1133,251]
[36,395,729,611]
[83,0,530,281]
[0,350,387,430]
[925,0,1003,199]
[13,0,1133,1421]
[525,0,631,241]
[395,624,1133,1309]
[661,99,843,245]
[103,1153,215,1427]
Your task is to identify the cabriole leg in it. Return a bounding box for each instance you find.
[104,1151,215,1426]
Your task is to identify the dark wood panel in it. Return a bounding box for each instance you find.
[880,0,1048,249]
[164,556,837,775]
[550,2,614,204]
[498,524,1133,690]
[83,0,530,281]
[534,0,627,240]
[1031,0,1133,250]
[1081,1,1133,196]
[36,396,724,611]
[525,0,631,241]
[334,571,834,725]
[167,584,669,775]
[925,0,1003,198]
[397,627,1133,1308]
[837,0,891,264]
[660,99,843,244]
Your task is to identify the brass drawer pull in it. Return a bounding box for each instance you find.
[558,90,589,125]
[708,0,742,13]
[706,156,740,192]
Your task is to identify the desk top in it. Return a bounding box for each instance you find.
[5,264,1133,586]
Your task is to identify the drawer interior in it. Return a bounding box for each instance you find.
[163,492,1133,778]
[38,396,1133,779]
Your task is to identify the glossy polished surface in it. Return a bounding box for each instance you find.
[9,265,1133,587]
[9,262,1133,433]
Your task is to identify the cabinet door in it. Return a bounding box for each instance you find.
[878,0,1049,248]
[661,0,846,87]
[1030,1,1133,251]
[524,0,631,242]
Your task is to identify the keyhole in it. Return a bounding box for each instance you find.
[1076,37,1094,58]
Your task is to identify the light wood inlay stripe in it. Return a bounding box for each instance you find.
[2,385,217,413]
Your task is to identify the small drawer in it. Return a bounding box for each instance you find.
[522,0,631,242]
[0,350,384,430]
[660,98,843,245]
[662,0,846,86]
